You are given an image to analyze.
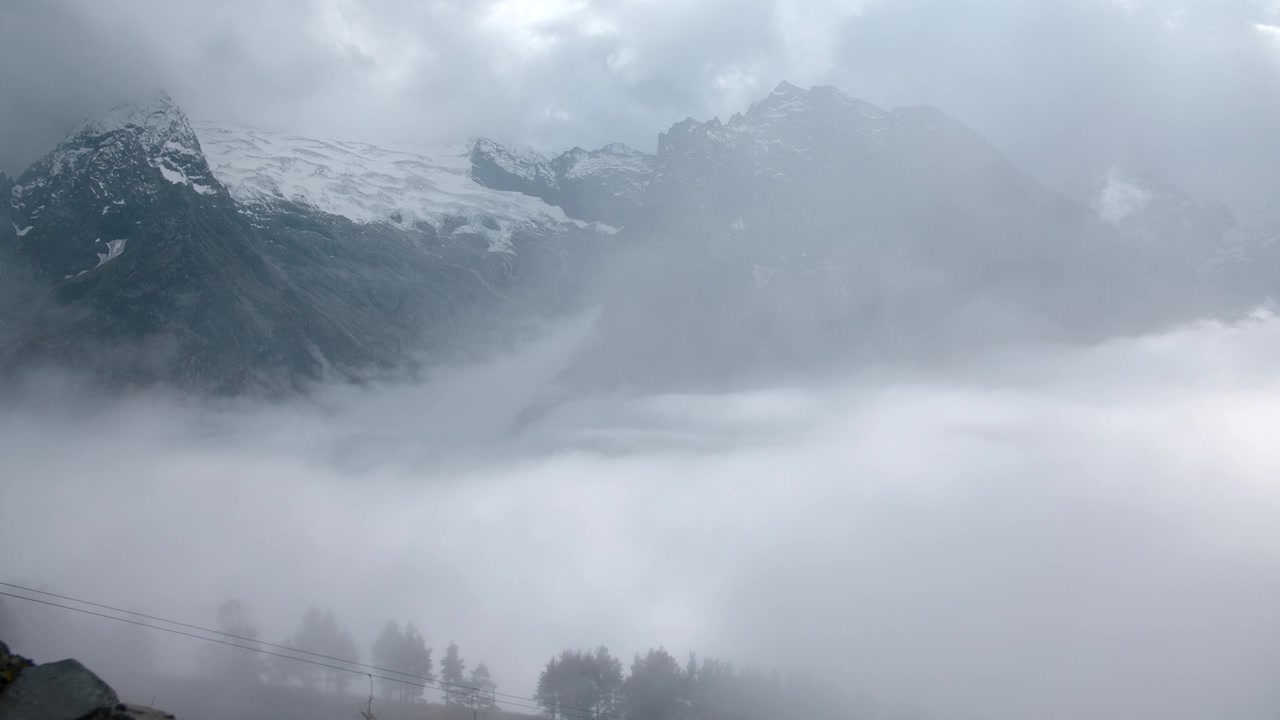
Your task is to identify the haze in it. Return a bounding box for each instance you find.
[2,2,1280,720]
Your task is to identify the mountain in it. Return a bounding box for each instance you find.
[0,93,610,391]
[1093,168,1237,267]
[0,83,1248,394]
[554,82,1214,388]
[468,139,654,227]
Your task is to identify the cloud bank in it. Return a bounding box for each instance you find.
[4,313,1280,720]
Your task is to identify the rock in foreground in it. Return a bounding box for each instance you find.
[0,641,176,720]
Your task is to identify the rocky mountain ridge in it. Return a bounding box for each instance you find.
[0,82,1264,393]
[0,92,607,391]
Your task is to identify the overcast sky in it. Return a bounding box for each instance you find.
[2,0,1279,201]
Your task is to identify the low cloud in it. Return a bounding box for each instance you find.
[4,313,1280,720]
[1097,169,1151,224]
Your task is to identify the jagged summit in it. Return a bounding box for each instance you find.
[466,135,653,226]
[741,82,880,124]
[65,90,198,153]
[772,79,805,95]
[22,89,212,197]
[745,80,808,110]
[5,90,225,281]
[657,81,894,159]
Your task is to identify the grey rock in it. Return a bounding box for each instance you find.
[0,95,609,393]
[0,658,119,720]
[115,704,177,720]
[469,137,655,227]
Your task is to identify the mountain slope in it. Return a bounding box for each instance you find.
[0,94,608,391]
[562,82,1208,388]
[0,83,1245,394]
[469,139,654,227]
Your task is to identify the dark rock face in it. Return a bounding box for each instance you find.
[563,82,1207,388]
[469,139,654,227]
[0,658,120,720]
[8,92,222,280]
[0,82,1247,394]
[0,644,178,720]
[0,171,13,235]
[468,139,561,205]
[550,144,653,227]
[0,95,609,392]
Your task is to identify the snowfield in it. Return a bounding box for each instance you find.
[193,123,579,237]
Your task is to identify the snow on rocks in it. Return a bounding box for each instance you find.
[96,239,126,266]
[194,122,579,251]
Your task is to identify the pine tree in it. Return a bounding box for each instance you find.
[292,608,359,693]
[469,662,498,709]
[371,621,405,700]
[441,641,467,705]
[401,623,433,703]
[210,599,263,686]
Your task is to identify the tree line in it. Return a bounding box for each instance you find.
[207,601,847,720]
[535,647,848,720]
[1,594,851,720]
[207,599,497,707]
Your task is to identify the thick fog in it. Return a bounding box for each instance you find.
[4,312,1280,720]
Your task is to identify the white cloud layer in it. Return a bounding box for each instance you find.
[4,313,1280,720]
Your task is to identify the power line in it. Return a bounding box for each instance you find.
[0,581,623,720]
[0,589,582,720]
[0,585,626,720]
[0,582,425,681]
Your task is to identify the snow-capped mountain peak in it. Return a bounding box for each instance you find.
[19,89,217,200]
[2,89,239,282]
[556,143,651,180]
[468,138,557,187]
[66,90,197,151]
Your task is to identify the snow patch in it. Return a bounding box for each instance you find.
[194,122,576,233]
[573,220,619,235]
[95,239,126,267]
[14,223,33,237]
[163,140,199,157]
[450,222,516,254]
[157,163,189,186]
